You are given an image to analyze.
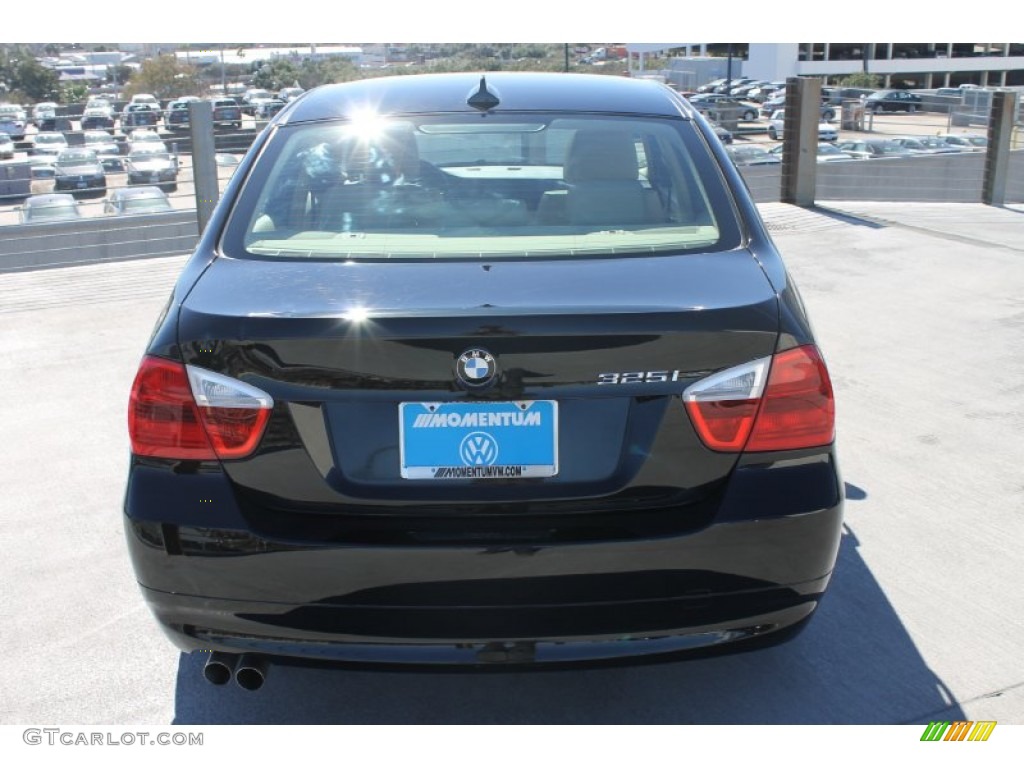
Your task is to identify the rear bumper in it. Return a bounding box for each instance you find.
[124,451,843,667]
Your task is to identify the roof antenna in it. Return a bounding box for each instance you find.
[467,76,500,112]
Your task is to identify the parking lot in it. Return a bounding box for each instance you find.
[0,118,253,226]
[0,110,1006,227]
[1,199,1022,725]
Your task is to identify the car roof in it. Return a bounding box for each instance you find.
[113,185,168,198]
[281,73,693,125]
[26,193,76,205]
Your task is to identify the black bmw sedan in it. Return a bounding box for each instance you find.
[125,73,841,686]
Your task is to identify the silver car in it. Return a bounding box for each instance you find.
[103,186,173,215]
[18,193,82,223]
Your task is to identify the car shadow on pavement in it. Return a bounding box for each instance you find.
[172,519,963,725]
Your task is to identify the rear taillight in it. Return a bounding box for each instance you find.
[128,356,273,460]
[684,345,834,453]
[683,356,770,451]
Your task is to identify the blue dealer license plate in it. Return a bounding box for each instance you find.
[400,401,558,480]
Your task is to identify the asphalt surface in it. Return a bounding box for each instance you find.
[1,201,1022,724]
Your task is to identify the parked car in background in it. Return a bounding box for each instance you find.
[0,131,13,160]
[81,105,115,131]
[164,96,201,132]
[713,77,754,94]
[125,147,178,190]
[708,121,733,144]
[889,136,962,155]
[83,129,120,158]
[215,153,242,169]
[0,156,32,202]
[936,133,987,151]
[124,73,842,682]
[27,154,57,180]
[210,98,243,130]
[241,88,274,115]
[746,81,785,103]
[696,77,728,94]
[255,98,287,120]
[103,185,173,215]
[121,103,160,132]
[836,139,916,159]
[18,193,81,223]
[760,96,837,121]
[769,142,857,163]
[0,103,27,140]
[130,93,162,117]
[127,129,168,153]
[165,100,191,131]
[53,148,107,195]
[278,87,305,102]
[768,110,838,142]
[688,94,760,121]
[864,90,922,113]
[725,144,781,166]
[32,101,58,130]
[30,131,68,157]
[821,87,877,105]
[729,80,768,98]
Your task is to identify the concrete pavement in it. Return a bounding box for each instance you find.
[1,202,1022,724]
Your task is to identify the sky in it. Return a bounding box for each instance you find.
[0,3,1009,46]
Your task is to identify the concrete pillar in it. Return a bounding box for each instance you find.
[781,76,821,207]
[188,101,219,235]
[983,90,1019,206]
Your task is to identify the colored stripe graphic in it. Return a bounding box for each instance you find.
[944,722,972,741]
[920,720,996,742]
[968,722,997,741]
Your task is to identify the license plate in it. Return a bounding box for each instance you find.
[400,401,557,480]
[76,181,86,188]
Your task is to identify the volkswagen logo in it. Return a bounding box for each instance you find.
[456,348,497,388]
[459,432,499,466]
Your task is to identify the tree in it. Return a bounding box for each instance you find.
[0,47,60,101]
[253,56,362,90]
[251,59,300,91]
[835,72,882,89]
[124,55,202,99]
[107,64,132,87]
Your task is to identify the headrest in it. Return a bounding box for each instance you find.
[564,129,640,183]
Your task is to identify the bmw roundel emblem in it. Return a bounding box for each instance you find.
[456,349,497,388]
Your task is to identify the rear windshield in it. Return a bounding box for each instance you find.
[223,113,740,261]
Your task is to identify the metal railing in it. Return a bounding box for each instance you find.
[731,78,1023,206]
[2,83,1023,274]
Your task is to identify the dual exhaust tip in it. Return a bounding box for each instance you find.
[203,652,267,691]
